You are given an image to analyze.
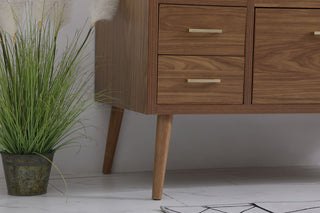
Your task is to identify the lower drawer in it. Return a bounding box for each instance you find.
[157,56,244,105]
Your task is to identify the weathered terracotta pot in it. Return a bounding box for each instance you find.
[1,153,54,196]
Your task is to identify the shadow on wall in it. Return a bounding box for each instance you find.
[165,113,320,171]
[96,110,320,173]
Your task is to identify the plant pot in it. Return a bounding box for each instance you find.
[1,153,54,196]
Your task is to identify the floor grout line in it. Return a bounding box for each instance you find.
[163,192,188,206]
[49,183,65,195]
[49,175,106,181]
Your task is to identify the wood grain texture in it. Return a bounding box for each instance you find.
[158,0,248,7]
[96,0,320,115]
[152,114,173,200]
[158,5,247,56]
[243,0,255,105]
[255,0,320,8]
[95,0,149,113]
[253,8,320,105]
[103,107,124,174]
[158,56,245,105]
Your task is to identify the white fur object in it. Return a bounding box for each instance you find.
[90,0,119,26]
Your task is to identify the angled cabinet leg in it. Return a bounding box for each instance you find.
[152,114,173,200]
[103,106,124,174]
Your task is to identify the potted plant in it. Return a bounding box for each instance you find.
[0,0,118,196]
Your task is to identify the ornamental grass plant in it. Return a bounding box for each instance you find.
[0,0,119,155]
[0,7,92,155]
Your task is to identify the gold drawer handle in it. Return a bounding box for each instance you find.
[187,79,221,83]
[188,29,223,34]
[314,31,320,35]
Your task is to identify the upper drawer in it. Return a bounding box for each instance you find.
[158,5,247,56]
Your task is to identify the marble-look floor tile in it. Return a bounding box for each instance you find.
[0,172,180,213]
[0,195,178,213]
[1,167,320,212]
[162,201,320,213]
[49,172,155,195]
[163,167,320,206]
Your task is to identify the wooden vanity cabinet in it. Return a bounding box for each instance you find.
[95,0,320,200]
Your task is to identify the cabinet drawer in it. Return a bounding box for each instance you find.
[253,8,320,104]
[158,5,247,56]
[158,56,244,105]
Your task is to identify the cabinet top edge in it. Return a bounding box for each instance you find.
[255,0,320,8]
[153,0,320,8]
[155,0,248,7]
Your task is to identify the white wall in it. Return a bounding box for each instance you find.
[53,111,320,176]
[1,0,320,178]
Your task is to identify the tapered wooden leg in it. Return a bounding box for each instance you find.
[103,106,124,174]
[152,114,173,200]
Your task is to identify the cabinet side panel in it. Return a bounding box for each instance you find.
[95,0,149,113]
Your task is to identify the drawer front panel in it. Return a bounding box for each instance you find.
[253,8,320,105]
[158,56,244,105]
[158,5,247,56]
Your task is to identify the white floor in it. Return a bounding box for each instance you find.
[1,167,320,212]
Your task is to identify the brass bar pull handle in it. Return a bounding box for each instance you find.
[188,29,223,34]
[314,31,320,35]
[187,79,222,83]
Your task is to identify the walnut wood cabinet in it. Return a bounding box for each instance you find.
[95,0,320,200]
